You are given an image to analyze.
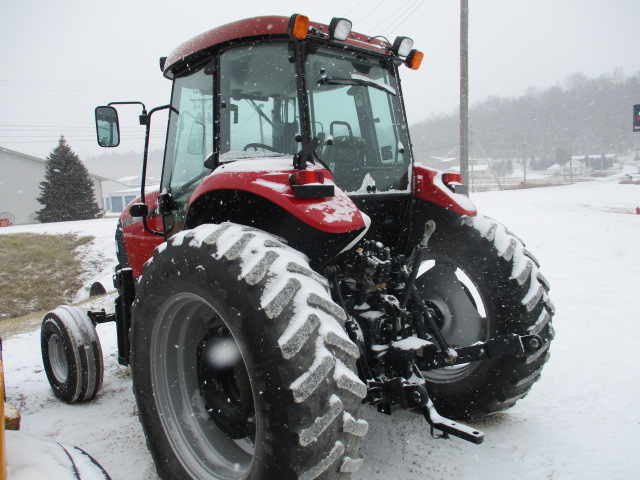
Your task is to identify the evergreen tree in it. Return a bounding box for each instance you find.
[37,136,101,223]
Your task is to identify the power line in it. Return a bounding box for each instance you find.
[1,136,163,144]
[345,0,367,17]
[0,79,165,87]
[382,0,426,37]
[370,0,421,33]
[355,0,388,26]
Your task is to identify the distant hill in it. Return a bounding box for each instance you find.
[410,70,640,166]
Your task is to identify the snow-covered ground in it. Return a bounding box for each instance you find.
[2,178,640,479]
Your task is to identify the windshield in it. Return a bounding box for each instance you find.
[306,48,411,193]
[219,42,299,161]
[163,42,412,196]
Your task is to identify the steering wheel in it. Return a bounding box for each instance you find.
[243,143,279,152]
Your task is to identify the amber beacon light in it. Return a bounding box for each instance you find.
[288,14,310,39]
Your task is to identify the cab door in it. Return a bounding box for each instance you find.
[161,60,215,236]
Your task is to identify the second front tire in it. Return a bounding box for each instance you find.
[130,222,368,480]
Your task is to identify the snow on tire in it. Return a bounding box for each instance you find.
[41,305,104,403]
[416,214,554,419]
[130,222,367,480]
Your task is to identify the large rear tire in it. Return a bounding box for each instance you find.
[130,223,368,480]
[416,214,554,419]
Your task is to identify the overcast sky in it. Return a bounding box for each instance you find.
[1,0,638,161]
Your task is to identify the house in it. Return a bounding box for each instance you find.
[106,185,160,213]
[447,158,493,179]
[561,159,586,175]
[0,146,129,225]
[546,163,562,176]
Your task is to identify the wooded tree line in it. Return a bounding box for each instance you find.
[410,70,640,168]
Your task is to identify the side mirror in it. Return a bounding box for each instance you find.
[95,106,120,147]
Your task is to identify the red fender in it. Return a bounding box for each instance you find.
[121,159,367,277]
[120,191,164,278]
[190,158,366,234]
[413,165,477,216]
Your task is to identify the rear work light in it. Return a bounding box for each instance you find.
[289,170,335,198]
[329,17,352,41]
[392,36,414,57]
[288,14,310,39]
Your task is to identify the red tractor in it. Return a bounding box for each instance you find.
[41,14,554,480]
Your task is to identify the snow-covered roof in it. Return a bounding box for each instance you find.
[564,159,585,168]
[547,163,562,171]
[1,145,116,182]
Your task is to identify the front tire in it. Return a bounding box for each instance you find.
[131,223,368,480]
[41,306,104,403]
[416,214,555,419]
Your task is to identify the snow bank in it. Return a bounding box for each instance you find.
[0,217,119,299]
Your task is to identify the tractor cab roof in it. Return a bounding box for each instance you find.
[163,15,394,79]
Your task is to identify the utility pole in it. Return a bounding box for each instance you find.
[523,133,528,183]
[569,150,573,184]
[460,0,469,194]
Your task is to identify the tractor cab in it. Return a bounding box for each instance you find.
[97,15,423,222]
[158,15,420,201]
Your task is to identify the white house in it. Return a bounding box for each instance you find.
[562,159,586,175]
[546,163,562,176]
[0,146,129,225]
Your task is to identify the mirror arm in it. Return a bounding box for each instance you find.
[108,101,147,115]
[139,104,172,237]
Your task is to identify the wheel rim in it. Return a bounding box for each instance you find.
[150,293,255,479]
[417,259,489,383]
[48,334,68,383]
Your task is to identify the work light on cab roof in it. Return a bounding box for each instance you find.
[288,13,424,70]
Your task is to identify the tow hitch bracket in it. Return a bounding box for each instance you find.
[366,376,485,445]
[422,400,484,444]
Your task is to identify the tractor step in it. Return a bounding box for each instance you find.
[422,400,484,444]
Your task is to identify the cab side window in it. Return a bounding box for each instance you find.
[163,64,215,196]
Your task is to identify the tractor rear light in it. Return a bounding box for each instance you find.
[442,173,462,185]
[288,14,310,40]
[392,36,414,57]
[442,173,467,195]
[329,17,352,41]
[406,49,424,70]
[289,170,325,186]
[442,173,462,184]
[289,170,334,198]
